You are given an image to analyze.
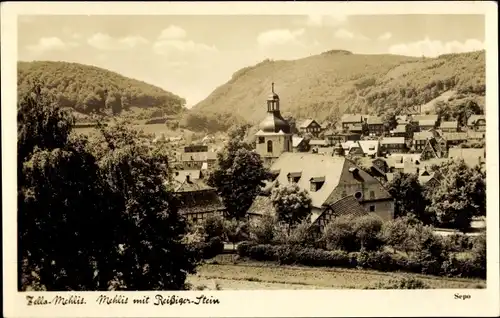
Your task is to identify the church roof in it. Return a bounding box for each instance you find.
[258,108,291,133]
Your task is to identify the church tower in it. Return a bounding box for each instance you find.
[255,83,293,167]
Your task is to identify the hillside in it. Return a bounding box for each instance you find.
[186,50,485,131]
[17,61,186,117]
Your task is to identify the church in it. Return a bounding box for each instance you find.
[249,83,395,230]
[254,83,293,167]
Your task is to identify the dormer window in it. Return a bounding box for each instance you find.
[270,169,280,181]
[309,177,325,192]
[288,172,302,183]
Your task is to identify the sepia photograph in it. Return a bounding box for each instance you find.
[2,1,499,317]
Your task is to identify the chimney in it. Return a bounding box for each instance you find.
[186,175,191,183]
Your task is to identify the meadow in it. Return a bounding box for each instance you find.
[187,256,486,290]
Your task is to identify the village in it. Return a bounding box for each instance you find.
[158,83,486,235]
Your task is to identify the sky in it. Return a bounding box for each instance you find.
[18,14,485,107]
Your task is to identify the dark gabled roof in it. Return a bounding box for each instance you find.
[175,190,226,215]
[327,195,368,218]
[287,172,302,178]
[247,195,275,216]
[174,178,214,193]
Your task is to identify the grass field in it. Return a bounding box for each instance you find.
[187,257,486,290]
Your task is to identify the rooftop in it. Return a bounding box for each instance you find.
[341,114,363,123]
[440,121,458,129]
[381,137,405,145]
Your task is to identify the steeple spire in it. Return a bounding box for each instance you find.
[272,82,275,93]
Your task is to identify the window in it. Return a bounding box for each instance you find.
[369,205,375,212]
[369,191,375,199]
[267,140,273,153]
[258,137,265,144]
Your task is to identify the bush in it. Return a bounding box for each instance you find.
[249,213,276,244]
[353,214,384,251]
[201,214,225,240]
[371,277,430,289]
[195,236,224,259]
[322,215,360,252]
[380,216,415,253]
[442,233,473,252]
[237,241,257,257]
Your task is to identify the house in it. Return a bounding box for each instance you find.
[309,139,329,148]
[467,130,486,141]
[420,138,446,160]
[467,115,486,132]
[410,115,438,131]
[292,136,308,152]
[261,153,394,223]
[441,132,468,147]
[440,121,459,133]
[173,169,202,183]
[184,144,209,153]
[173,175,226,224]
[358,140,380,158]
[347,143,364,157]
[180,151,217,170]
[418,168,441,188]
[325,131,361,145]
[311,195,369,233]
[380,137,407,154]
[365,116,384,136]
[299,119,324,136]
[247,195,275,224]
[412,131,435,152]
[448,148,486,169]
[317,147,334,156]
[390,124,409,138]
[372,158,390,173]
[341,114,363,131]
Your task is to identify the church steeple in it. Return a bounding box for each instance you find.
[267,82,280,112]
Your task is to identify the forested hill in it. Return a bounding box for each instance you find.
[17,61,186,116]
[184,50,485,132]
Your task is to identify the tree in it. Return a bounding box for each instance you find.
[200,214,225,240]
[207,132,269,220]
[386,172,430,223]
[18,84,199,291]
[223,218,249,250]
[425,159,486,231]
[89,120,200,290]
[381,214,420,253]
[270,183,312,232]
[105,93,122,115]
[382,110,398,132]
[18,84,116,291]
[249,213,277,244]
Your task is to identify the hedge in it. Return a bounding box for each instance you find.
[197,236,224,259]
[237,243,485,279]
